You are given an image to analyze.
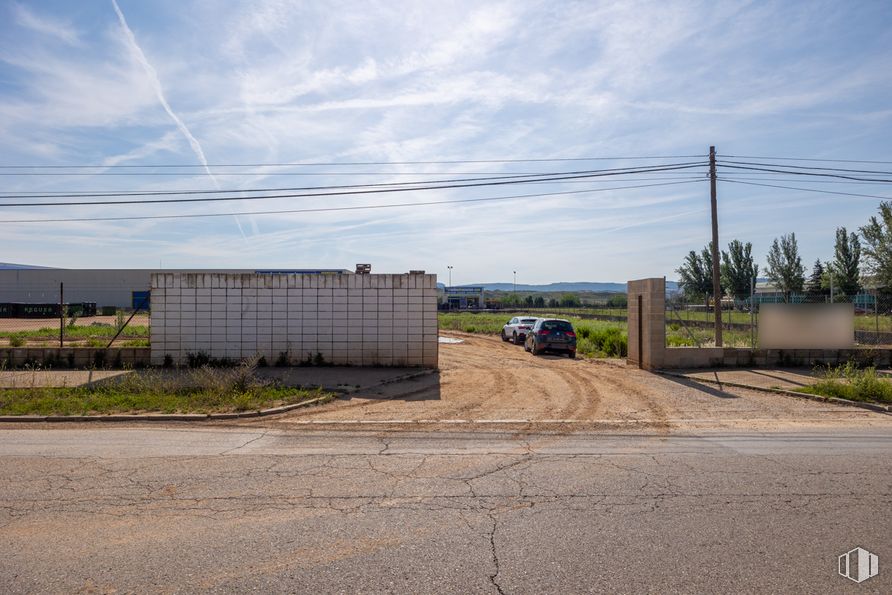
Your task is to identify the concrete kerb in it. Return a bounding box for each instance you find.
[0,368,438,423]
[657,370,892,414]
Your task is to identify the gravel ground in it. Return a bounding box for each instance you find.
[272,331,891,431]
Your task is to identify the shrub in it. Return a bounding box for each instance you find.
[187,351,211,368]
[574,325,627,358]
[801,362,892,404]
[9,334,25,347]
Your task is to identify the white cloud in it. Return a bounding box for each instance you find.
[12,3,81,46]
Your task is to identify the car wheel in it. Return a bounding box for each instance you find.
[500,330,509,342]
[524,340,531,352]
[568,351,576,359]
[512,332,520,345]
[531,341,541,356]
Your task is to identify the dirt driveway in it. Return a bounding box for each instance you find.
[278,331,890,430]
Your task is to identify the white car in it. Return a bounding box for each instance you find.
[501,316,540,345]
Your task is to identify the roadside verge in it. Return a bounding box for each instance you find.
[657,370,892,414]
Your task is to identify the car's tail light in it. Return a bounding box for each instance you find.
[537,330,550,336]
[565,331,576,337]
[520,325,530,330]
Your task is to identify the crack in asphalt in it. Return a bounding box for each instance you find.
[2,442,891,592]
[487,511,506,595]
[218,431,269,455]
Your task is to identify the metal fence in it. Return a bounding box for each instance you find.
[665,292,892,348]
[0,283,150,349]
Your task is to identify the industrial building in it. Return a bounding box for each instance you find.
[0,265,351,309]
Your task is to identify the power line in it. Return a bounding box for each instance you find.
[0,163,707,207]
[0,180,704,224]
[716,163,892,183]
[716,176,892,186]
[0,155,705,169]
[718,178,892,201]
[0,175,708,198]
[0,162,705,200]
[718,159,892,176]
[722,154,892,165]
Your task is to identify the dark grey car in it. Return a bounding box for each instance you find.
[524,318,577,358]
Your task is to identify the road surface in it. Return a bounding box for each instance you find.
[0,425,890,593]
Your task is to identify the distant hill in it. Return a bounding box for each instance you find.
[436,281,680,293]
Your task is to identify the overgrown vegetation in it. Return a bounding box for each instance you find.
[796,362,892,404]
[574,325,627,357]
[0,358,333,415]
[438,312,629,357]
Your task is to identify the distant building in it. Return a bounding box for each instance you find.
[0,266,351,309]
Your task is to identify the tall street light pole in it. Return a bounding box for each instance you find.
[447,265,453,287]
[513,271,517,295]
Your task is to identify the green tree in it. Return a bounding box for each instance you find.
[533,295,545,308]
[860,201,892,290]
[559,293,581,307]
[501,293,521,307]
[830,227,861,296]
[805,259,827,297]
[720,240,759,301]
[524,294,534,307]
[607,294,628,308]
[676,244,718,309]
[766,233,805,301]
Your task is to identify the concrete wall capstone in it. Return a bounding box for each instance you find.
[150,273,438,368]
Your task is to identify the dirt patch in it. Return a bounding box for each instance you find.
[276,332,891,431]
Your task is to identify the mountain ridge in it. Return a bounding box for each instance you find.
[439,281,680,293]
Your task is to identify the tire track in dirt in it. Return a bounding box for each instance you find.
[284,331,666,427]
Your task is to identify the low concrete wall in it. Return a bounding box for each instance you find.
[627,277,892,369]
[662,346,892,369]
[0,347,151,369]
[150,272,439,368]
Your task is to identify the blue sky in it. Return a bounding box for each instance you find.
[1,0,891,284]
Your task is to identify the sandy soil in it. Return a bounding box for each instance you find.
[277,331,892,431]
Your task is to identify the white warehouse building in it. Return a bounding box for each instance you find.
[0,265,350,309]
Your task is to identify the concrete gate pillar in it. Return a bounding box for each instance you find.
[627,278,666,370]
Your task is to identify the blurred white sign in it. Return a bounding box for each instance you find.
[759,303,854,349]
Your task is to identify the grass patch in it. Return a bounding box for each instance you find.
[438,312,628,358]
[796,362,892,404]
[575,324,627,358]
[0,359,333,415]
[0,324,150,340]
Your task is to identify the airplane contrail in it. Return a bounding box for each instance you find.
[111,0,215,184]
[111,0,250,240]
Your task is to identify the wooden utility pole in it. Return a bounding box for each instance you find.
[709,146,723,347]
[59,282,64,348]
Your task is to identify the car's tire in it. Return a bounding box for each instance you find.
[512,332,520,345]
[531,341,541,356]
[500,330,509,342]
[568,351,576,359]
[524,340,531,352]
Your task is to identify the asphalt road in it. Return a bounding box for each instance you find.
[1,425,890,593]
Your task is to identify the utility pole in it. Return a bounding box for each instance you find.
[59,282,64,349]
[709,146,723,347]
[447,265,453,287]
[513,270,517,295]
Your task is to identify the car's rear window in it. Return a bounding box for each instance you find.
[542,320,573,331]
[521,319,538,324]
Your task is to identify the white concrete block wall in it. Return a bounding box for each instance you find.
[150,273,438,368]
